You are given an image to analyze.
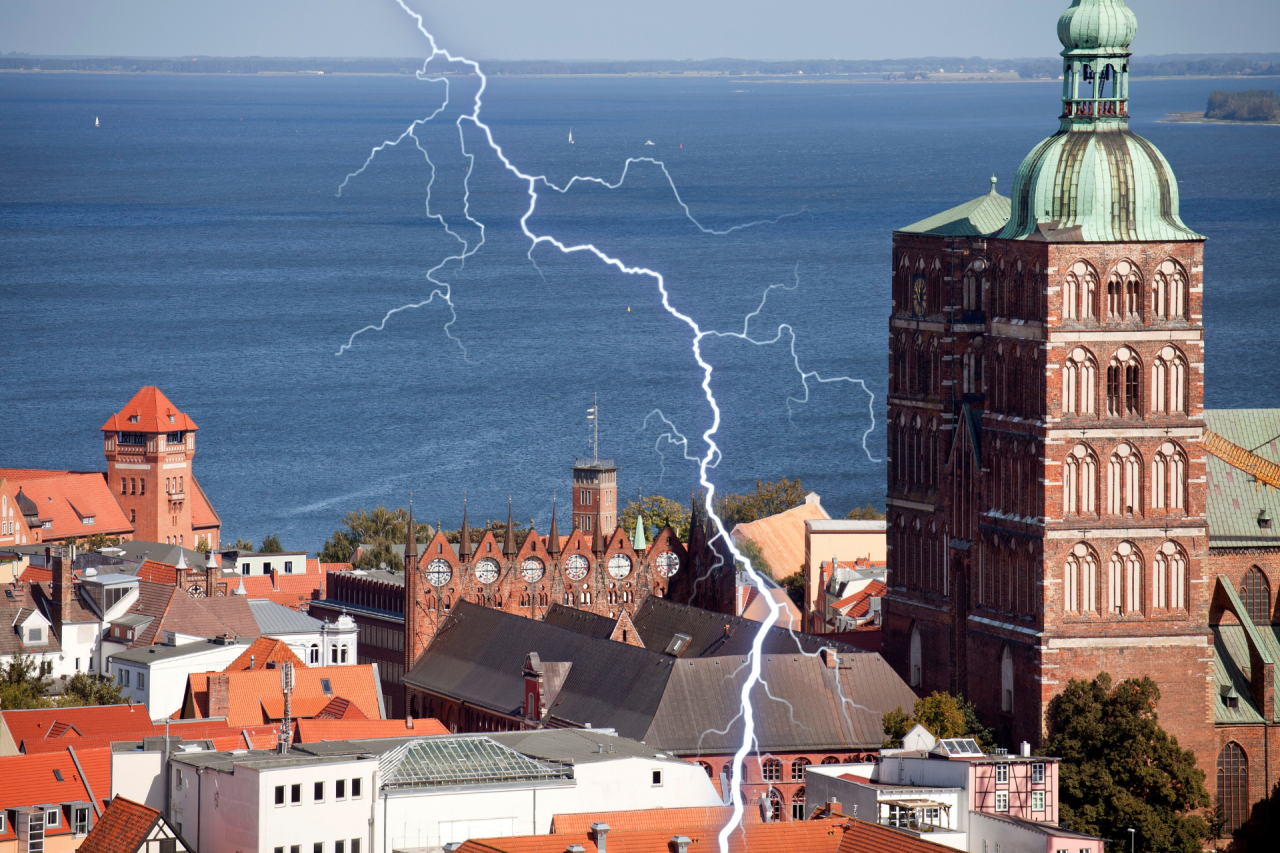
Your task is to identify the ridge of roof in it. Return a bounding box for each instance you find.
[897,178,1012,237]
[100,386,198,434]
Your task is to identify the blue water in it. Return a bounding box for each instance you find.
[1,72,1277,551]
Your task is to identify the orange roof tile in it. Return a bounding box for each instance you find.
[832,582,888,619]
[294,717,447,743]
[181,664,381,727]
[100,386,198,433]
[77,795,162,853]
[135,559,178,584]
[0,747,111,819]
[236,572,325,609]
[320,562,353,573]
[313,696,368,720]
[731,496,829,580]
[551,806,760,835]
[462,818,867,853]
[189,475,221,530]
[2,472,133,541]
[2,705,154,752]
[226,637,306,671]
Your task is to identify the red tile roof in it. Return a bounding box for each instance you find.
[181,664,382,727]
[235,572,326,609]
[294,717,448,743]
[831,582,888,618]
[77,795,162,853]
[135,559,178,584]
[313,696,367,720]
[0,747,111,829]
[462,818,865,853]
[0,472,133,541]
[320,562,353,573]
[2,704,154,753]
[551,806,761,835]
[100,386,198,433]
[226,637,306,671]
[190,475,220,530]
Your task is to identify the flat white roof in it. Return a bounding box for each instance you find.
[806,520,887,532]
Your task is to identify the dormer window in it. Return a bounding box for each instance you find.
[129,415,139,424]
[169,415,176,424]
[27,626,44,644]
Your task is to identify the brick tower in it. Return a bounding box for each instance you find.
[883,0,1214,763]
[102,387,213,549]
[572,396,618,536]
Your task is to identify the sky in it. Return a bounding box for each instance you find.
[1,0,1276,61]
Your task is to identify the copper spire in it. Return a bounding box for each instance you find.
[459,494,471,561]
[405,494,417,569]
[503,496,517,558]
[547,493,561,556]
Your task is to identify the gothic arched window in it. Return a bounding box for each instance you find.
[1108,444,1142,516]
[768,788,784,823]
[1000,646,1014,712]
[909,624,923,687]
[1153,259,1188,321]
[1107,260,1143,321]
[1153,543,1187,611]
[1152,441,1187,511]
[1217,742,1248,837]
[791,757,810,781]
[1063,260,1098,320]
[791,786,807,821]
[1241,567,1271,625]
[1110,544,1144,615]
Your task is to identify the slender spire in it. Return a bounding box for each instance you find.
[547,494,561,556]
[503,496,517,558]
[632,511,648,553]
[405,494,417,569]
[459,494,471,561]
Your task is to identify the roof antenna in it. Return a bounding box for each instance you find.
[587,393,599,464]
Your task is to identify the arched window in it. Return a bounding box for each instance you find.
[1152,441,1186,511]
[1107,261,1142,321]
[309,644,319,664]
[340,645,349,664]
[1109,544,1143,615]
[791,787,807,821]
[697,761,713,778]
[909,624,923,688]
[791,757,810,781]
[1063,261,1098,320]
[761,758,782,782]
[963,351,976,394]
[721,762,733,782]
[1153,543,1187,611]
[1217,742,1248,837]
[1153,260,1188,321]
[821,756,841,765]
[1241,567,1271,625]
[1108,444,1141,516]
[1000,646,1014,713]
[768,788,784,823]
[1064,444,1097,516]
[963,271,978,311]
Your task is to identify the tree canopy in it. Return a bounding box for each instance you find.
[0,652,127,709]
[318,505,433,570]
[58,673,126,707]
[715,478,806,528]
[1206,89,1279,121]
[1046,673,1211,852]
[619,494,691,540]
[882,691,993,749]
[733,538,773,580]
[257,534,284,554]
[845,504,886,520]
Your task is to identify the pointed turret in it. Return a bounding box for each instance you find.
[632,512,647,553]
[405,498,418,571]
[547,496,561,556]
[503,498,517,558]
[459,496,472,561]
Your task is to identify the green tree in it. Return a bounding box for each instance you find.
[317,505,433,569]
[734,538,773,580]
[781,572,806,606]
[232,537,255,552]
[57,672,126,707]
[715,478,806,528]
[194,535,212,554]
[70,533,126,553]
[882,692,992,748]
[0,650,54,710]
[845,504,886,520]
[258,534,284,554]
[619,495,691,539]
[1046,673,1211,853]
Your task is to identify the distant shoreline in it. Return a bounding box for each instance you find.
[1161,110,1280,124]
[2,67,1277,84]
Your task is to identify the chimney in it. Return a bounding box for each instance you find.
[209,674,231,718]
[826,797,841,816]
[406,715,415,730]
[590,823,610,853]
[670,837,691,853]
[1020,741,1031,758]
[821,647,840,668]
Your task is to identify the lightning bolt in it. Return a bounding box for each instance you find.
[334,3,882,847]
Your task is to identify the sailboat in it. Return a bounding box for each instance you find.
[644,140,654,146]
[568,128,574,144]
[95,116,100,128]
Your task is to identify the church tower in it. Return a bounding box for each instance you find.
[572,396,618,536]
[883,0,1212,763]
[102,386,213,548]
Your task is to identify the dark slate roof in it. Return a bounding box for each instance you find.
[489,728,680,765]
[643,651,918,755]
[542,603,617,639]
[630,596,862,658]
[0,586,61,658]
[403,601,675,740]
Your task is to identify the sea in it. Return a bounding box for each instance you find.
[1,71,1277,552]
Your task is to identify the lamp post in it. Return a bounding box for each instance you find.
[1128,827,1135,853]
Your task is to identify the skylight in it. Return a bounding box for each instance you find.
[380,736,573,790]
[937,738,984,757]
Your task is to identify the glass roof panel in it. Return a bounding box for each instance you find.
[380,736,574,789]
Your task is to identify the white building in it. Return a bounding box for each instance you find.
[121,728,719,853]
[109,637,252,718]
[233,552,311,577]
[247,599,358,666]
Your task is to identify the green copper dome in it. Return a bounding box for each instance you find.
[999,128,1201,242]
[998,0,1202,243]
[1058,0,1137,55]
